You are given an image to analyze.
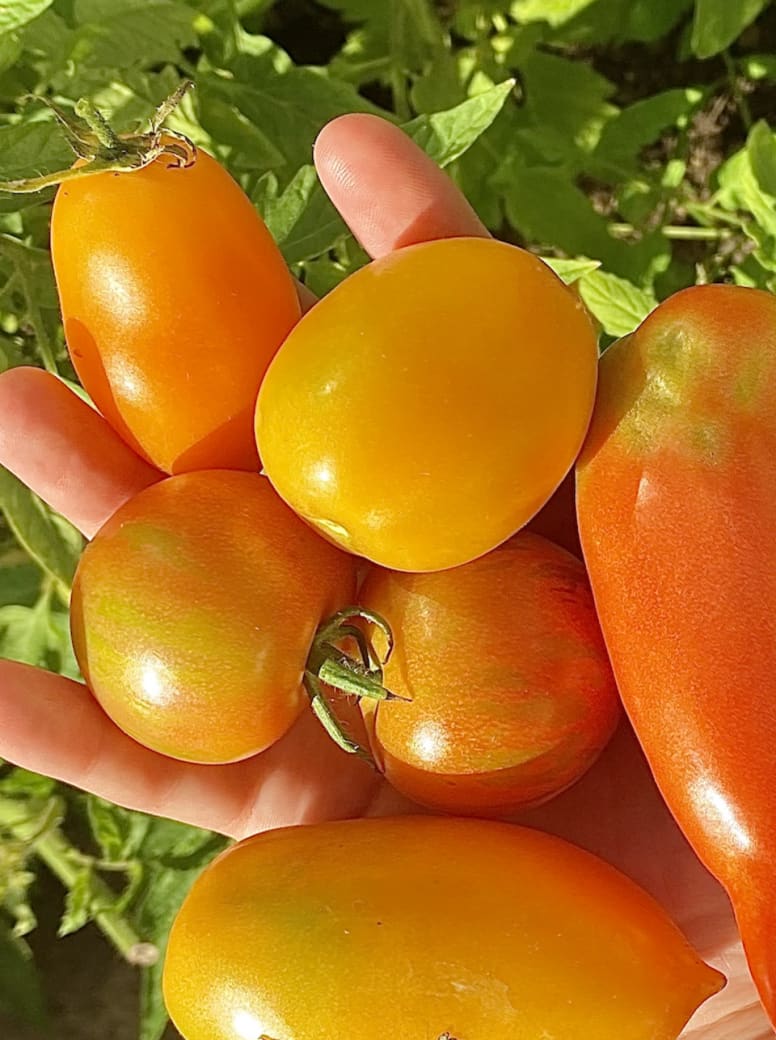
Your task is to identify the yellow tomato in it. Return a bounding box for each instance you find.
[164,816,723,1040]
[256,237,598,572]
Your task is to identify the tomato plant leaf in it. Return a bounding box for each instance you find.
[131,821,228,1040]
[198,46,384,183]
[520,50,617,156]
[541,256,602,283]
[70,0,198,68]
[0,234,62,371]
[0,599,53,667]
[551,0,693,44]
[578,269,657,336]
[58,864,94,937]
[0,767,57,799]
[87,797,151,864]
[717,138,776,271]
[0,561,40,607]
[593,88,704,177]
[690,0,768,59]
[403,79,514,167]
[0,586,77,675]
[322,0,446,118]
[0,467,83,592]
[747,119,776,198]
[255,165,346,266]
[0,0,54,34]
[512,0,599,27]
[741,53,776,81]
[0,121,74,185]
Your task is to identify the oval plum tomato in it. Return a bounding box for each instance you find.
[70,471,356,763]
[51,149,300,474]
[255,237,598,572]
[163,816,723,1040]
[358,533,620,815]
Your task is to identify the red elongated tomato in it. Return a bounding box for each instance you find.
[576,284,776,1025]
[359,534,620,815]
[70,471,355,763]
[256,237,598,572]
[163,816,724,1040]
[52,150,300,474]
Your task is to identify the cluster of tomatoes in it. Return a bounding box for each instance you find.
[61,138,624,815]
[31,97,776,1040]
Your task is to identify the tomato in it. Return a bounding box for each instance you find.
[576,284,776,1026]
[256,237,598,572]
[358,534,620,815]
[70,471,355,763]
[525,469,582,557]
[52,149,300,475]
[163,816,723,1040]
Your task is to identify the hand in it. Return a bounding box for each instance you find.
[0,114,769,1039]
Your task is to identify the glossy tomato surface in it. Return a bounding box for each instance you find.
[359,534,620,815]
[256,237,598,572]
[576,284,776,1024]
[52,149,300,474]
[70,471,355,763]
[163,816,723,1040]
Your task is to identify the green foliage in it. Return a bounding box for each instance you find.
[691,0,770,59]
[0,0,774,1036]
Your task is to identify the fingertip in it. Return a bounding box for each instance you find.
[314,112,488,257]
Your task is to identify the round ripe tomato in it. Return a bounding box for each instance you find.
[255,237,598,572]
[358,533,620,815]
[70,471,355,763]
[163,816,723,1040]
[52,150,300,475]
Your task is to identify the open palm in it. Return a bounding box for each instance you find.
[0,114,770,1039]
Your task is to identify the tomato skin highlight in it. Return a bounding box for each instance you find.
[52,150,300,475]
[256,237,598,572]
[163,815,723,1040]
[70,471,356,763]
[576,284,776,1026]
[358,534,620,815]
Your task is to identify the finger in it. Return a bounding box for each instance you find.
[0,660,379,839]
[0,367,160,538]
[296,280,317,313]
[314,113,488,258]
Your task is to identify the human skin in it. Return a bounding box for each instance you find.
[0,113,770,1038]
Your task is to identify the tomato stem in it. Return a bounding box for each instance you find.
[74,98,122,153]
[304,605,401,761]
[0,80,197,194]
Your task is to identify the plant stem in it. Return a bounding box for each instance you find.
[608,222,735,241]
[36,829,148,960]
[0,794,150,963]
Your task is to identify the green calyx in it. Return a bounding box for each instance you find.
[0,80,196,194]
[303,607,404,764]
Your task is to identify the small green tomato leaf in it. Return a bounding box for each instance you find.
[403,80,515,168]
[578,270,657,337]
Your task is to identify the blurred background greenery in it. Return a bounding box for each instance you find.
[1,1,775,1037]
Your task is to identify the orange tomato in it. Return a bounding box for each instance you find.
[256,237,598,572]
[52,150,300,474]
[70,471,355,763]
[359,534,620,815]
[163,816,724,1040]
